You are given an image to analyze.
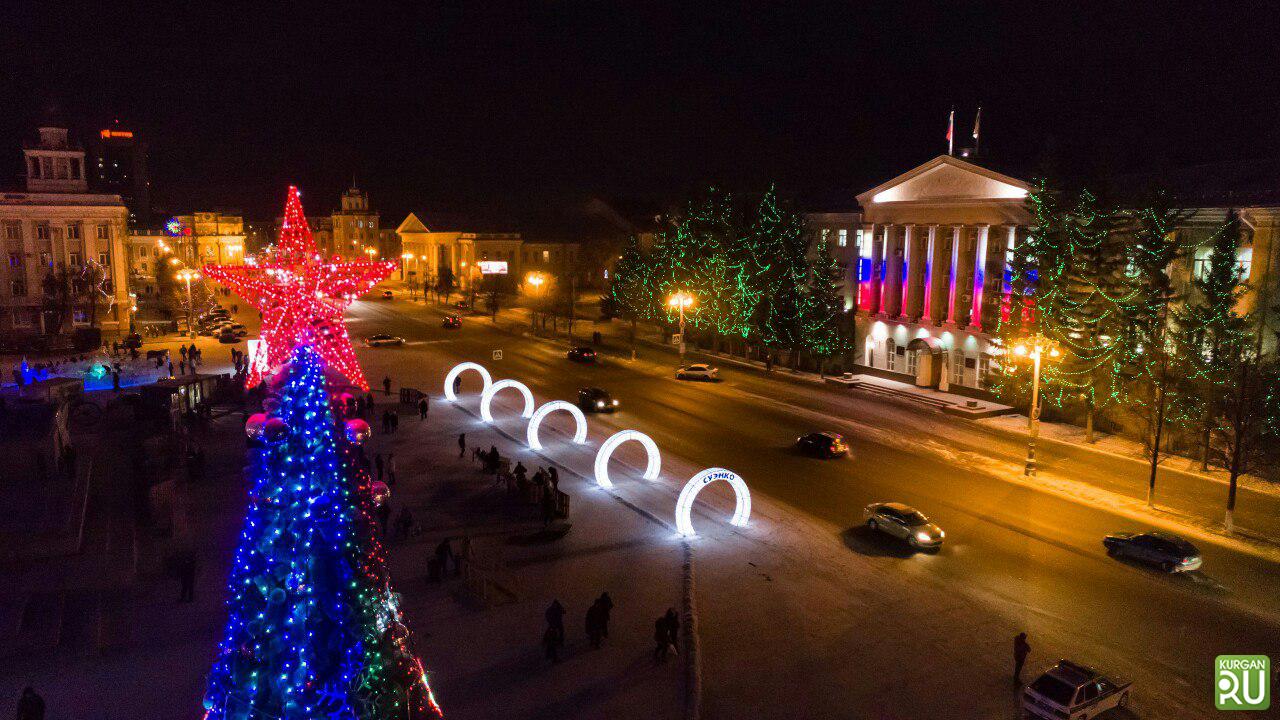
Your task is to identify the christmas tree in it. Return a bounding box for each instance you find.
[200,188,442,719]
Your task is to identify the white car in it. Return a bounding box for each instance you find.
[364,334,405,347]
[1023,660,1131,720]
[863,502,944,549]
[676,363,719,381]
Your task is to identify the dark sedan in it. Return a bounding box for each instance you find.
[577,387,619,413]
[442,315,462,329]
[1103,531,1202,572]
[795,431,850,458]
[567,346,597,363]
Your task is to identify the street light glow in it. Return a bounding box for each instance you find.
[668,291,695,309]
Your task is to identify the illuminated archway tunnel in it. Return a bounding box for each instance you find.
[480,378,536,422]
[593,429,661,489]
[675,467,751,536]
[444,362,493,402]
[527,400,589,450]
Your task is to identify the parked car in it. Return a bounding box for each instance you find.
[1103,531,1202,572]
[795,431,849,458]
[121,332,143,349]
[442,315,462,329]
[381,289,394,299]
[217,328,241,344]
[577,387,619,413]
[1023,660,1131,720]
[862,502,944,549]
[196,326,216,337]
[454,300,470,310]
[226,323,248,337]
[567,346,597,363]
[364,334,406,347]
[676,363,719,381]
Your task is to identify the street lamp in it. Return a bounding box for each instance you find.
[1010,336,1060,476]
[526,272,546,328]
[668,291,695,366]
[400,252,414,282]
[176,268,200,336]
[365,246,377,261]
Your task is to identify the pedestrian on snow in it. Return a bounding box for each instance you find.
[435,537,455,576]
[386,453,397,485]
[544,600,566,663]
[112,370,121,391]
[381,410,392,434]
[458,433,466,458]
[394,506,415,540]
[112,341,120,356]
[1013,632,1031,685]
[418,397,429,420]
[383,376,392,396]
[513,461,527,484]
[596,592,613,639]
[375,453,384,482]
[548,467,559,492]
[452,375,462,396]
[586,601,604,649]
[390,411,399,433]
[16,686,45,720]
[179,345,188,361]
[167,360,174,376]
[178,360,186,376]
[654,613,675,662]
[189,343,199,364]
[377,500,392,536]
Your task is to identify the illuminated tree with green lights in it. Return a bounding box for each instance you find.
[751,187,810,363]
[800,236,849,368]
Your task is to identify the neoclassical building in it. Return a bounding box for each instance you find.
[853,155,1033,391]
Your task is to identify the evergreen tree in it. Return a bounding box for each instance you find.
[751,187,810,365]
[800,237,849,372]
[202,345,442,719]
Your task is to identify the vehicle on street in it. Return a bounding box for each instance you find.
[1102,531,1202,572]
[1022,660,1131,720]
[121,332,143,349]
[862,502,944,549]
[196,325,216,336]
[381,289,394,299]
[442,315,462,329]
[454,300,470,310]
[795,431,849,458]
[676,363,718,381]
[567,346,597,363]
[226,323,248,337]
[363,334,406,347]
[577,387,618,413]
[217,328,241,344]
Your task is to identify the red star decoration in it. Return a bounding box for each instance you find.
[203,186,395,390]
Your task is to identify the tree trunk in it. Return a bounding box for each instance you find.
[630,318,637,360]
[1085,405,1095,444]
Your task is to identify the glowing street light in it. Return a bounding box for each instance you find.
[527,272,547,328]
[1008,335,1060,477]
[400,252,414,281]
[364,246,377,261]
[668,291,695,365]
[176,268,200,336]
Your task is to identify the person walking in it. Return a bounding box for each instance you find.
[458,433,466,458]
[418,397,429,420]
[386,452,397,486]
[383,375,392,396]
[15,686,45,720]
[654,613,673,662]
[167,360,174,377]
[375,453,384,482]
[435,537,455,577]
[394,506,415,541]
[1013,632,1031,685]
[452,375,462,397]
[112,369,121,392]
[585,600,604,649]
[377,500,392,536]
[544,599,565,663]
[596,592,613,639]
[548,467,559,492]
[179,345,188,362]
[390,411,399,433]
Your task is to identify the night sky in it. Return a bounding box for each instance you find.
[3,2,1278,229]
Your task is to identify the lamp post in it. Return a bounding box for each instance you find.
[1012,337,1059,477]
[400,253,413,281]
[176,268,200,337]
[668,291,695,367]
[526,272,545,329]
[365,246,377,262]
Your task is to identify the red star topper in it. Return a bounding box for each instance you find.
[203,186,395,390]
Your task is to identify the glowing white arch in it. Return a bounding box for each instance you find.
[480,379,535,422]
[527,400,589,450]
[675,467,751,536]
[593,430,661,489]
[444,362,493,402]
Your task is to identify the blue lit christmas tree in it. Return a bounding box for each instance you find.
[201,188,441,719]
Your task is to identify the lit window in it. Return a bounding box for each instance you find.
[67,222,81,240]
[8,252,21,268]
[4,222,22,240]
[96,224,110,240]
[36,223,51,240]
[838,229,848,248]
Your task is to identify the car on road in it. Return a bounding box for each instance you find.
[795,431,849,458]
[121,332,143,349]
[1102,531,1202,572]
[217,328,241,344]
[454,300,470,310]
[577,387,618,413]
[442,315,462,329]
[226,323,248,337]
[862,502,944,549]
[676,363,718,381]
[363,334,406,347]
[567,346,597,363]
[1022,660,1131,720]
[381,289,394,299]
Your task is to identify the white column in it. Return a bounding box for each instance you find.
[923,225,938,323]
[898,224,914,320]
[877,225,893,317]
[945,225,962,324]
[968,224,990,331]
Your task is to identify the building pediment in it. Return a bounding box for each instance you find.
[396,212,431,234]
[857,155,1030,206]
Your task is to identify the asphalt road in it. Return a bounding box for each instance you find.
[347,296,1280,715]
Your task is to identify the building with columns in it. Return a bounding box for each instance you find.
[331,187,380,260]
[853,155,1033,392]
[1,126,130,340]
[396,213,523,292]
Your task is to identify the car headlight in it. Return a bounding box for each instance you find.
[915,531,932,544]
[596,401,604,408]
[611,399,619,406]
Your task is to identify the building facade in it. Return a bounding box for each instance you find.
[805,212,865,313]
[396,213,524,292]
[89,124,152,225]
[1,126,130,339]
[331,187,380,260]
[852,155,1033,392]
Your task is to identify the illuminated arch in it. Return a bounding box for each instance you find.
[593,430,661,489]
[444,362,493,402]
[480,379,535,422]
[527,400,589,450]
[675,467,751,536]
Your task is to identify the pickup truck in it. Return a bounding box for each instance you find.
[1023,660,1132,719]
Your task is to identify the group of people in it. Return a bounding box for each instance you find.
[381,408,401,433]
[540,593,623,662]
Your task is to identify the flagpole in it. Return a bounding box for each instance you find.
[947,107,955,156]
[973,105,982,156]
